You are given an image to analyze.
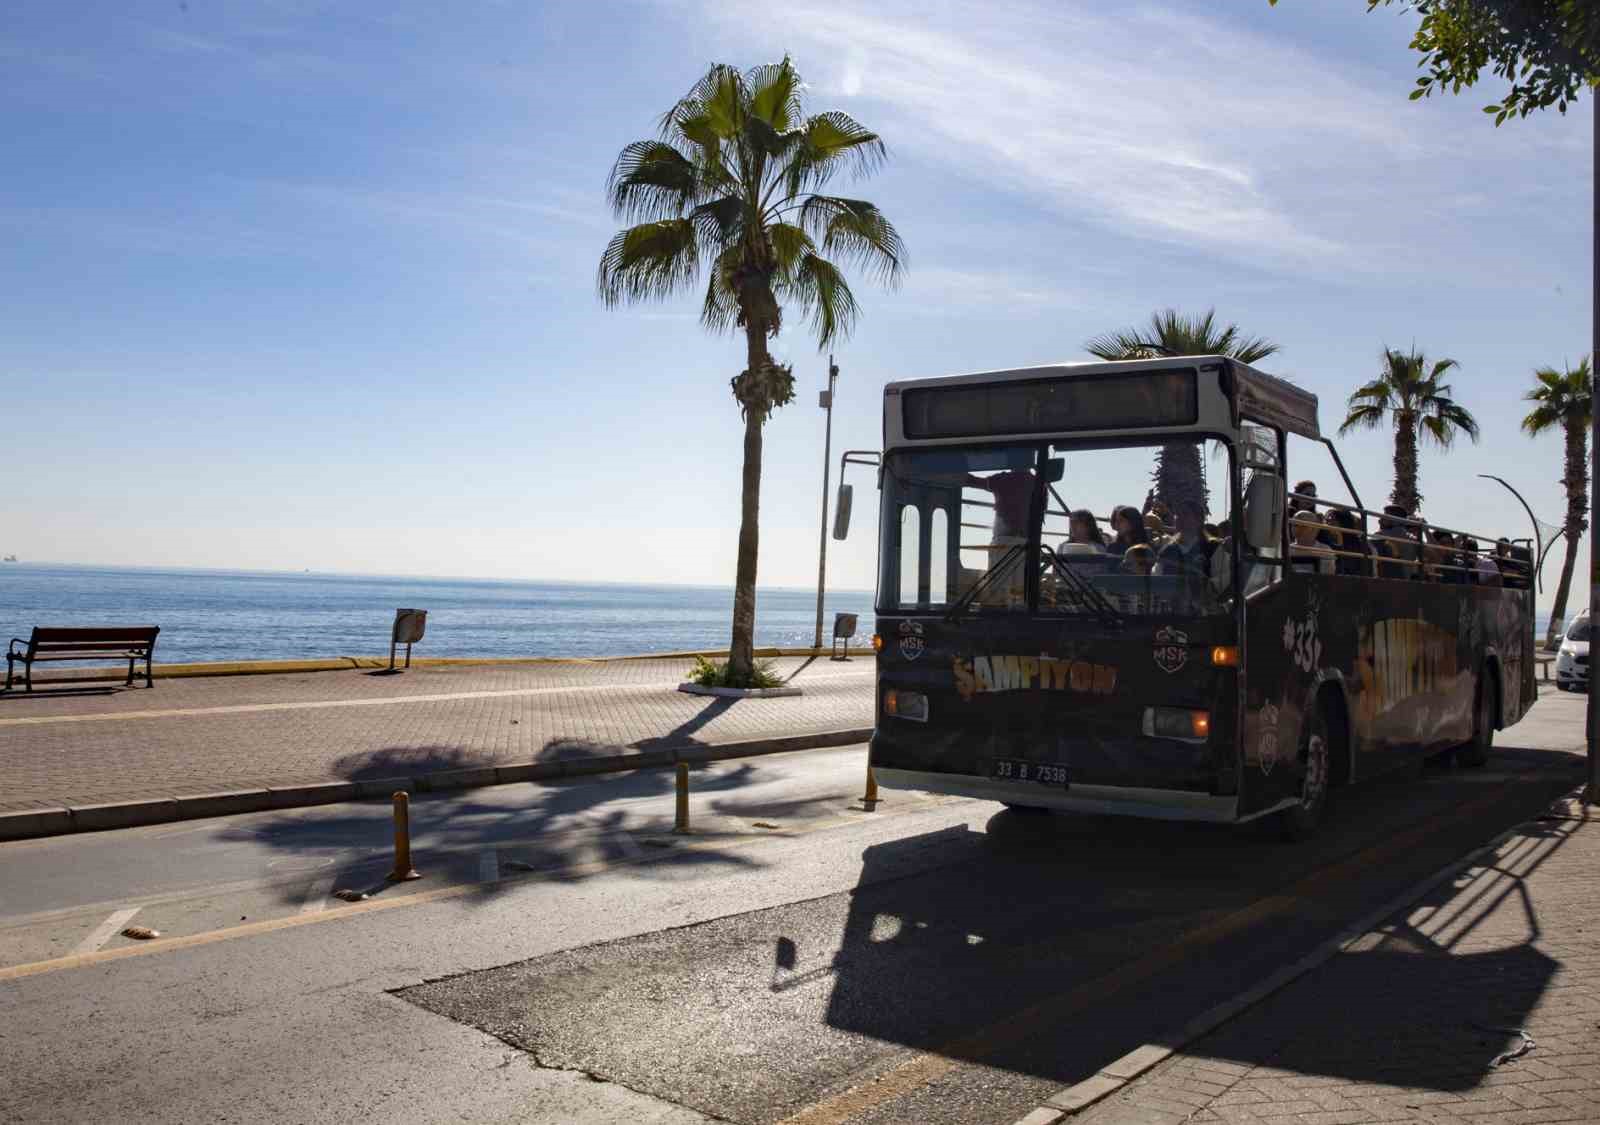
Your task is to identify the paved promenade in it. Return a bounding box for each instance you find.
[1063,783,1600,1125]
[0,655,874,823]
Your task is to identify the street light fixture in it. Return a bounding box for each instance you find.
[813,356,839,651]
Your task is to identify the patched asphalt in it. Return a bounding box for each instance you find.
[400,742,1584,1125]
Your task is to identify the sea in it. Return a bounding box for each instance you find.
[0,563,1562,666]
[0,564,877,665]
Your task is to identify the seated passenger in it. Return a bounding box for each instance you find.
[1425,528,1463,584]
[1372,505,1421,579]
[1107,505,1150,557]
[1290,479,1319,516]
[1120,543,1155,576]
[1058,510,1108,563]
[1290,512,1335,575]
[1463,537,1501,586]
[1496,538,1529,589]
[1156,498,1217,577]
[1324,507,1368,576]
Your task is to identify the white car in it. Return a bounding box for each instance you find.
[1555,611,1590,691]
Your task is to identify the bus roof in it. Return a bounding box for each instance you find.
[884,356,1321,440]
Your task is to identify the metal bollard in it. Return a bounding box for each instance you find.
[388,791,422,881]
[859,765,880,810]
[673,762,691,834]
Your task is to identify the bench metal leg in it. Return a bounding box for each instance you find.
[4,656,11,692]
[25,658,32,693]
[145,653,154,689]
[127,656,135,687]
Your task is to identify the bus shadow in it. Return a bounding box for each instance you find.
[786,792,1576,1099]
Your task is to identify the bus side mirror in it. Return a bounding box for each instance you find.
[1244,474,1284,550]
[1044,457,1065,483]
[832,483,853,540]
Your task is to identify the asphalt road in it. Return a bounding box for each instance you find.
[0,694,1587,1125]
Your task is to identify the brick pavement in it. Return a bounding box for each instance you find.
[0,656,874,813]
[1071,794,1600,1125]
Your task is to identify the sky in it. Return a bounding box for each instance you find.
[1,0,1593,611]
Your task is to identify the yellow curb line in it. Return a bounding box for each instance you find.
[0,794,961,984]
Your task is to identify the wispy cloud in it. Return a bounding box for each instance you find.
[692,0,1574,278]
[905,266,1084,314]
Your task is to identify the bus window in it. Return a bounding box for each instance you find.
[928,508,948,606]
[898,506,920,608]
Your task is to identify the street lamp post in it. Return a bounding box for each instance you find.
[813,356,839,651]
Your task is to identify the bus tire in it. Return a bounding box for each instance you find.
[1456,671,1494,768]
[1278,703,1333,841]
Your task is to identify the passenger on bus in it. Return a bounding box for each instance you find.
[1290,512,1336,575]
[1463,538,1501,586]
[966,468,1036,543]
[1373,505,1420,579]
[1325,508,1368,576]
[1425,528,1463,584]
[1120,543,1155,576]
[1290,480,1318,516]
[1065,510,1107,550]
[1107,505,1150,558]
[1157,498,1217,577]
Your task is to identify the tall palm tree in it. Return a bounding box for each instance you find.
[597,59,904,684]
[1338,348,1480,517]
[1085,309,1280,515]
[1522,357,1593,650]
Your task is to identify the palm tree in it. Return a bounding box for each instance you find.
[1085,309,1280,515]
[1522,357,1593,650]
[597,60,904,684]
[1338,348,1480,517]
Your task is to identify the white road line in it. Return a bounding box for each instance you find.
[72,908,140,956]
[297,875,337,915]
[0,671,867,729]
[478,849,499,884]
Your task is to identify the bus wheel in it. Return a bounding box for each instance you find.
[1278,705,1332,841]
[1456,672,1494,768]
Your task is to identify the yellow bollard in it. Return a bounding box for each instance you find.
[673,762,691,834]
[388,791,422,881]
[860,765,880,810]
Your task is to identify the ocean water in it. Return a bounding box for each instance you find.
[0,564,1561,666]
[0,565,877,665]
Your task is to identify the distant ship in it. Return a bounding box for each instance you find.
[2,555,15,563]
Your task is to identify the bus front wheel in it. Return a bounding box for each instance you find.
[1278,704,1333,841]
[1456,672,1494,768]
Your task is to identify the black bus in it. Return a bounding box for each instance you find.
[835,357,1534,837]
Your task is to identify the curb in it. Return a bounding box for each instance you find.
[0,726,874,842]
[21,647,877,684]
[1008,787,1588,1125]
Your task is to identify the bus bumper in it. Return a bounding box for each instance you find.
[874,767,1244,824]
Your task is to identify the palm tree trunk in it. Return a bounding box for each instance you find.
[1391,414,1420,515]
[1547,415,1592,649]
[727,321,768,682]
[1154,442,1207,516]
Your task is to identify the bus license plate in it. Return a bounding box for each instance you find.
[990,759,1069,787]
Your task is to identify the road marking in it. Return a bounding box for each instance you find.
[297,875,336,915]
[0,794,963,983]
[479,849,499,884]
[0,670,869,730]
[778,785,1516,1125]
[71,908,140,956]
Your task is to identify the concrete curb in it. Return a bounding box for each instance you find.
[0,726,874,842]
[1007,787,1586,1125]
[28,647,877,684]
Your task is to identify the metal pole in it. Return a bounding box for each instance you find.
[673,762,690,834]
[388,791,421,881]
[813,356,839,650]
[1589,101,1599,805]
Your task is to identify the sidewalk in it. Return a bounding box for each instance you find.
[1064,788,1600,1125]
[0,655,874,836]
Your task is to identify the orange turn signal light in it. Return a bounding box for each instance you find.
[871,634,884,652]
[1210,646,1239,667]
[1190,710,1211,738]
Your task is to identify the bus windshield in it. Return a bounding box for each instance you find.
[878,436,1239,618]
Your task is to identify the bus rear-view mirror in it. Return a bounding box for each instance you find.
[1045,457,1065,483]
[833,483,854,540]
[1244,473,1284,549]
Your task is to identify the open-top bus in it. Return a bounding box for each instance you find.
[834,357,1534,837]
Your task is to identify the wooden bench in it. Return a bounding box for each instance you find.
[6,626,161,691]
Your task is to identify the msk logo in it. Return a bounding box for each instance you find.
[1153,626,1189,674]
[951,653,1117,700]
[897,619,925,661]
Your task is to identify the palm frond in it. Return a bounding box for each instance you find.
[1522,403,1563,436]
[596,219,699,307]
[785,252,860,348]
[688,196,745,253]
[607,140,700,221]
[796,195,904,286]
[778,112,887,196]
[699,246,741,334]
[1084,308,1279,364]
[746,58,802,132]
[1337,404,1388,434]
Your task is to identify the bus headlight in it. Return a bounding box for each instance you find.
[1143,707,1210,741]
[883,689,928,722]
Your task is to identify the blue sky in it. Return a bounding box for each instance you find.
[1,1,1592,610]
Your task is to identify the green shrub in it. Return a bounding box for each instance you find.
[687,656,784,690]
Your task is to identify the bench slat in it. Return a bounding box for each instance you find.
[29,627,159,644]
